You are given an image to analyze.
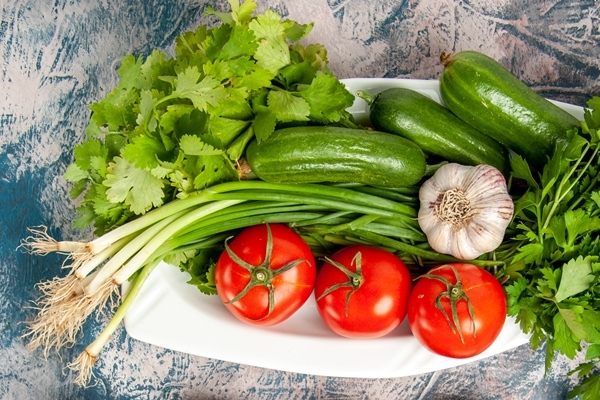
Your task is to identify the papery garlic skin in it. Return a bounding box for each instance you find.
[418,163,514,260]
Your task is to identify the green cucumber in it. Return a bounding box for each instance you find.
[358,87,510,174]
[246,126,426,187]
[439,50,580,168]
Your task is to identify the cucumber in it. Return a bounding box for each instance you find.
[439,50,580,168]
[246,126,426,187]
[359,87,510,174]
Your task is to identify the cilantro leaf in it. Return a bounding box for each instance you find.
[283,20,314,42]
[298,72,356,123]
[582,311,600,344]
[170,68,228,111]
[116,54,147,91]
[253,107,277,142]
[135,90,158,130]
[219,25,257,60]
[178,247,221,296]
[89,86,139,132]
[72,138,109,172]
[208,117,250,147]
[249,10,290,73]
[232,0,257,24]
[179,135,223,156]
[586,344,600,360]
[104,157,165,214]
[267,90,310,122]
[291,43,329,71]
[186,154,238,190]
[121,135,168,170]
[512,242,544,265]
[235,65,274,91]
[204,24,232,61]
[63,163,88,184]
[280,61,316,87]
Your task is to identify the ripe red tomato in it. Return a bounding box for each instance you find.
[408,263,507,358]
[214,223,316,326]
[314,245,412,338]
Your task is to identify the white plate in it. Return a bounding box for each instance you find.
[123,78,583,378]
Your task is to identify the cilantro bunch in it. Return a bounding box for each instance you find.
[64,0,356,235]
[501,98,600,399]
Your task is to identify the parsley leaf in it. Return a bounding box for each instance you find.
[568,366,600,400]
[556,257,595,302]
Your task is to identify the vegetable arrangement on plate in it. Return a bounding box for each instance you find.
[18,0,600,398]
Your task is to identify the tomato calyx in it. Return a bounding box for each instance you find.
[317,251,364,317]
[420,265,476,344]
[224,224,306,319]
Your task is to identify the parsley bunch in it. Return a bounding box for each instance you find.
[64,0,356,235]
[501,97,600,399]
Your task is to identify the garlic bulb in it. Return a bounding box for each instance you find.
[418,163,514,260]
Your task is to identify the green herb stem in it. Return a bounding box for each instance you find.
[542,142,595,231]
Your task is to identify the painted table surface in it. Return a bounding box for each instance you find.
[1,0,600,399]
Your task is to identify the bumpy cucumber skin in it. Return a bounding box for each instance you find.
[368,87,510,174]
[246,126,427,187]
[439,50,580,168]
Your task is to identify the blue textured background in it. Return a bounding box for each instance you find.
[2,1,599,398]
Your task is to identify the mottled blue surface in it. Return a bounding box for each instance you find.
[2,0,600,398]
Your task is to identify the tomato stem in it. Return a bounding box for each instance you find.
[317,251,364,317]
[223,224,307,319]
[419,265,476,344]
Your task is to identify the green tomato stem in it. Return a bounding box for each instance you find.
[317,251,364,317]
[419,265,477,344]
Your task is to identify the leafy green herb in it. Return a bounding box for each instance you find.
[66,0,356,235]
[175,247,223,295]
[501,97,600,398]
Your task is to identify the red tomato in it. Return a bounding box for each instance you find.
[214,223,316,326]
[408,263,507,358]
[314,245,412,338]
